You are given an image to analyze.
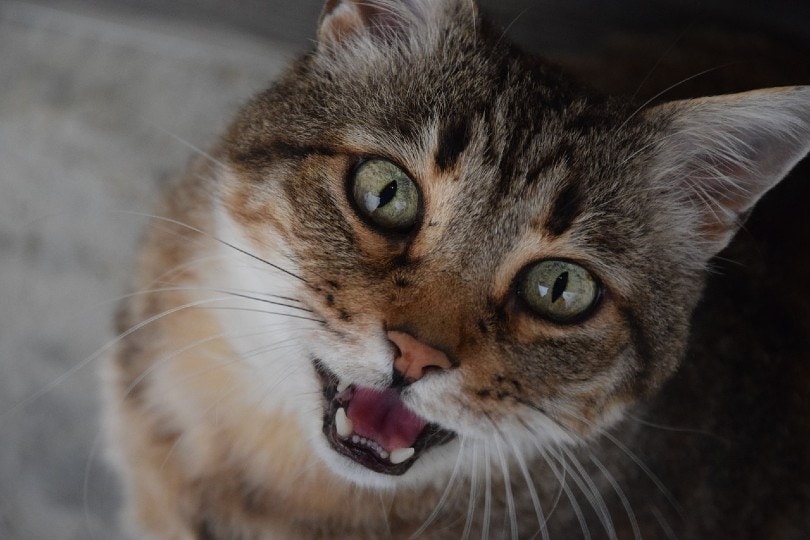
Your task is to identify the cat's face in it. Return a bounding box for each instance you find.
[207,0,810,487]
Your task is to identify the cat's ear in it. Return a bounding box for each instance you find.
[317,0,474,50]
[647,86,810,256]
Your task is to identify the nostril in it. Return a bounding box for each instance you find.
[390,368,409,389]
[388,330,452,383]
[420,364,444,376]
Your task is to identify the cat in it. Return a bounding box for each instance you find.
[103,0,810,538]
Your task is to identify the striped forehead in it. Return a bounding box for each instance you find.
[424,108,591,240]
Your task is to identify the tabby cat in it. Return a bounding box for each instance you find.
[104,0,810,538]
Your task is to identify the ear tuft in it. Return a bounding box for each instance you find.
[317,0,471,51]
[647,86,810,256]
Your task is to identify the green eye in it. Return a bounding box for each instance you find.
[351,159,419,231]
[520,260,599,323]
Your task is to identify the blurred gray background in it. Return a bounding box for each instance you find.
[0,0,807,538]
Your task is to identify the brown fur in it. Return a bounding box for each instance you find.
[105,1,810,538]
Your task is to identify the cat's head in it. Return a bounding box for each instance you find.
[213,0,810,487]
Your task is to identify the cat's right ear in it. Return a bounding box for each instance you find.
[317,0,475,50]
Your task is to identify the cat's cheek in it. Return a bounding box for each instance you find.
[207,201,327,414]
[549,357,637,436]
[218,166,299,247]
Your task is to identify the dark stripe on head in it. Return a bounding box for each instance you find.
[195,517,217,540]
[496,129,533,194]
[231,140,337,167]
[435,115,471,172]
[545,179,584,236]
[526,141,573,186]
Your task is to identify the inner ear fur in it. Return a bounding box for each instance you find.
[646,85,810,256]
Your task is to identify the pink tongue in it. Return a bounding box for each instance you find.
[346,387,428,452]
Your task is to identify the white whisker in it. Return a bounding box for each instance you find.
[650,505,678,540]
[493,436,518,540]
[139,117,230,170]
[558,445,617,540]
[585,449,641,540]
[113,210,309,283]
[600,429,683,519]
[1,295,231,422]
[505,432,548,540]
[482,442,493,540]
[462,440,480,540]
[410,438,466,538]
[616,63,735,134]
[543,444,590,540]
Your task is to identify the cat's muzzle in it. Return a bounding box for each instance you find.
[314,361,455,475]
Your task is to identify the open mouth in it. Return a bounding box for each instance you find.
[315,361,455,475]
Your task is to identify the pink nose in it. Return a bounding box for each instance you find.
[388,331,452,382]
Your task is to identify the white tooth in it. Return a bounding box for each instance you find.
[335,408,353,438]
[352,435,360,444]
[379,450,389,460]
[389,447,415,465]
[337,380,349,394]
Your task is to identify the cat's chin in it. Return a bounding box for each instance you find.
[313,361,456,481]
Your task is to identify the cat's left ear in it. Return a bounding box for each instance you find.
[317,0,475,50]
[647,86,810,256]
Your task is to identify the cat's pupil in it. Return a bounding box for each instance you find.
[551,271,569,303]
[377,180,398,208]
